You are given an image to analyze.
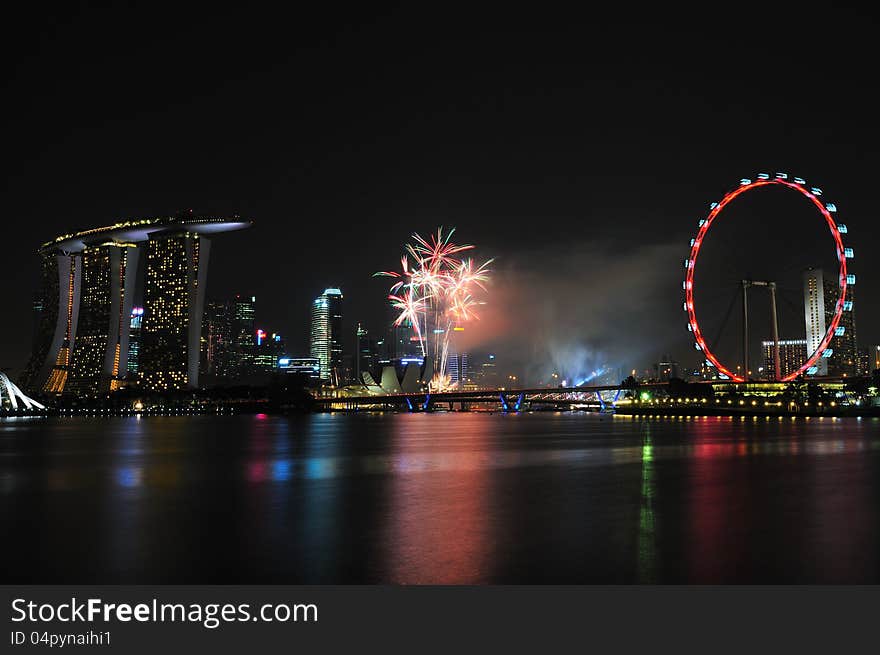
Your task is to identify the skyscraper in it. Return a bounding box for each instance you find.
[139,232,211,391]
[23,214,251,394]
[310,288,343,384]
[230,295,256,378]
[802,267,857,377]
[200,299,234,381]
[803,268,829,376]
[825,284,858,377]
[252,329,284,376]
[447,351,469,387]
[66,243,140,394]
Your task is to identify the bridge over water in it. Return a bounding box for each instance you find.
[311,376,859,413]
[313,382,672,412]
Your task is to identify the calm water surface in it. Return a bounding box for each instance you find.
[2,412,880,583]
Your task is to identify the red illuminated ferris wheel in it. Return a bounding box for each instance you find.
[683,173,854,382]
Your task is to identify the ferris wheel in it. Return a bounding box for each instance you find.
[683,173,854,382]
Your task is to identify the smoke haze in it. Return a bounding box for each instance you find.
[453,239,687,385]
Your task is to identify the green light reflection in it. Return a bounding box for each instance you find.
[638,426,657,583]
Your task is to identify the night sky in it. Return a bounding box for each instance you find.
[3,4,878,382]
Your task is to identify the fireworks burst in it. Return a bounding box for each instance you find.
[376,227,492,391]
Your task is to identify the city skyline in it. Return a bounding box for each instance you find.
[7,207,875,395]
[3,6,879,384]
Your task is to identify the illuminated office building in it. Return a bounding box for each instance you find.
[234,296,256,339]
[448,351,469,387]
[825,285,858,377]
[761,339,808,380]
[802,267,858,377]
[229,295,256,377]
[201,299,234,380]
[310,288,343,383]
[23,213,251,394]
[803,268,829,376]
[252,330,284,375]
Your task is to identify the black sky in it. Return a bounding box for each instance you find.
[2,4,878,380]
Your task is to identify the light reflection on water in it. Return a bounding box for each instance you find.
[638,425,656,583]
[1,413,879,583]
